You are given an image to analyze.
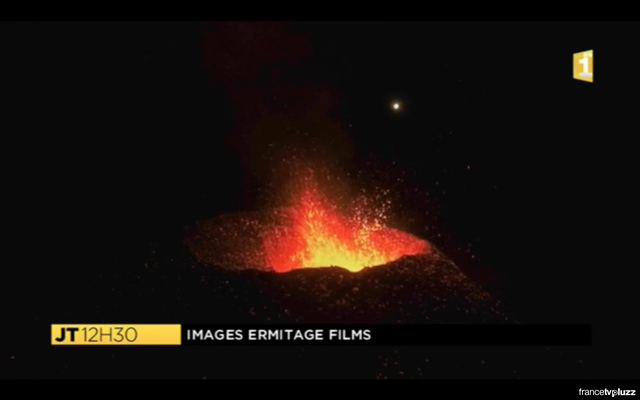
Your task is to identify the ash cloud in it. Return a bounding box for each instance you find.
[203,22,353,202]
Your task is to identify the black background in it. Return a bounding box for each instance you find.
[3,21,638,379]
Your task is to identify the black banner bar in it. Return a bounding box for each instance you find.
[6,380,637,393]
[181,324,591,346]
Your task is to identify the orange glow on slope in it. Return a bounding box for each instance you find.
[262,175,428,272]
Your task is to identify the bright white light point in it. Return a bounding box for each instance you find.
[393,103,400,110]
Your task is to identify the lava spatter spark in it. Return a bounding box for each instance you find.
[262,175,428,272]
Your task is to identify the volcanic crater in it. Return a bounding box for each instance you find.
[185,206,510,324]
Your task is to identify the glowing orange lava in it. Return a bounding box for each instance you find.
[262,176,428,272]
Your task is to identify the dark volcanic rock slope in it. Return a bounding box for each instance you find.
[201,253,511,324]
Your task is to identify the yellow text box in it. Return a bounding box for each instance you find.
[51,324,181,345]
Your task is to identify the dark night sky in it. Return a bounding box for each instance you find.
[3,21,638,378]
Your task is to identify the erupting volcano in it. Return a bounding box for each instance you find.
[261,176,427,272]
[186,172,429,273]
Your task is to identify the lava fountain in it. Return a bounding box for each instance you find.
[261,175,428,272]
[185,172,429,273]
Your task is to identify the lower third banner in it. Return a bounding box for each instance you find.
[51,324,591,346]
